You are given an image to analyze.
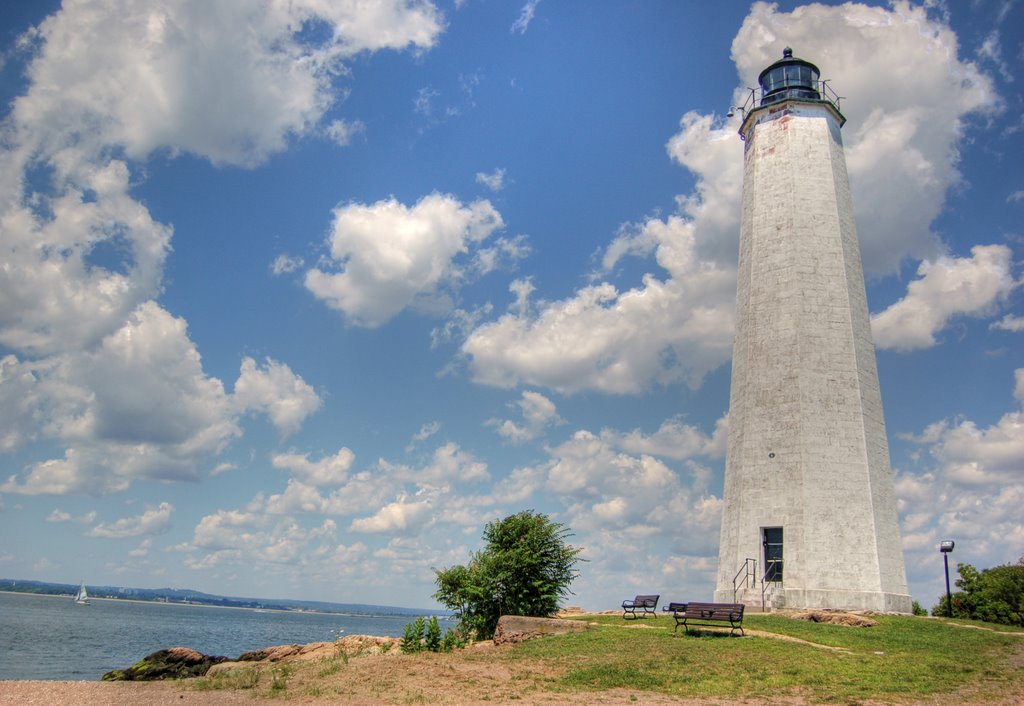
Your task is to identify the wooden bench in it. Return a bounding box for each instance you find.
[621,594,659,619]
[673,601,745,635]
[662,601,688,614]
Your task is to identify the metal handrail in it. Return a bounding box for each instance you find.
[731,558,757,602]
[760,564,783,611]
[733,79,844,121]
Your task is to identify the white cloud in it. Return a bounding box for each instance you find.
[475,168,506,192]
[1,308,321,496]
[378,442,490,485]
[304,193,505,327]
[0,0,437,499]
[991,314,1024,332]
[324,118,366,147]
[540,430,722,554]
[732,1,998,276]
[272,447,356,487]
[511,0,541,35]
[462,3,1000,396]
[271,254,305,276]
[871,245,1016,351]
[406,421,441,451]
[0,159,172,357]
[87,502,174,538]
[233,357,322,437]
[600,415,727,461]
[46,509,96,524]
[486,390,561,443]
[349,499,431,533]
[11,0,443,168]
[181,508,338,569]
[463,215,736,394]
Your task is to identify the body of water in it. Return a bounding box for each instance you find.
[0,592,450,680]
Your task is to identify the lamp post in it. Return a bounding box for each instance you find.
[940,540,955,618]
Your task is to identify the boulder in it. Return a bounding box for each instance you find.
[101,647,228,681]
[493,615,589,645]
[787,610,879,627]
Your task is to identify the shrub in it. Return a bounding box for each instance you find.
[433,510,583,640]
[400,617,426,654]
[931,557,1024,626]
[425,616,442,652]
[911,600,927,616]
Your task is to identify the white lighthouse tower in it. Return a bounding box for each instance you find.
[714,49,912,613]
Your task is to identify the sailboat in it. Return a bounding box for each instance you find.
[74,581,90,605]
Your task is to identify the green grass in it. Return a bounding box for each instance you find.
[499,614,1023,704]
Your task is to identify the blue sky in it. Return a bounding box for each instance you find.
[0,0,1020,612]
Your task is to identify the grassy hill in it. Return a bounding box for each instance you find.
[191,612,1024,704]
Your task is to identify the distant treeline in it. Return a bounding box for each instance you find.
[0,578,446,617]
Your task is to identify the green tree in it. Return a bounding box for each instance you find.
[433,511,584,639]
[932,557,1024,626]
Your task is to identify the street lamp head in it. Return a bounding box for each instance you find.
[940,540,955,553]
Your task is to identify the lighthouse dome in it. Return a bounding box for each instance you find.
[758,47,821,106]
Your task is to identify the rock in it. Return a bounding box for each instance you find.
[105,634,404,682]
[101,647,228,681]
[787,610,879,627]
[493,615,589,645]
[208,635,402,676]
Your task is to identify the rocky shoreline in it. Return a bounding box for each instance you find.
[101,634,403,681]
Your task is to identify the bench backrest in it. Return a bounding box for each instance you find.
[684,602,744,619]
[633,594,659,606]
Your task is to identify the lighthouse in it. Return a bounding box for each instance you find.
[714,49,912,613]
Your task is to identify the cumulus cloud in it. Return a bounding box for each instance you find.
[349,499,431,533]
[542,430,722,552]
[991,314,1024,333]
[10,0,443,167]
[1,307,321,496]
[272,447,356,487]
[732,1,997,275]
[486,390,561,443]
[463,2,1000,397]
[475,168,506,192]
[600,415,727,461]
[271,254,305,276]
[180,508,338,568]
[305,193,505,327]
[233,357,322,437]
[46,509,96,524]
[895,367,1024,595]
[324,119,366,147]
[871,245,1016,350]
[0,0,443,499]
[463,215,736,394]
[87,502,174,538]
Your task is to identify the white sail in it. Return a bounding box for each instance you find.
[74,581,89,605]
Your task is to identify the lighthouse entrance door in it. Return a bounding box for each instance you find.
[763,527,784,583]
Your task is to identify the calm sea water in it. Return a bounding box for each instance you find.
[0,592,451,680]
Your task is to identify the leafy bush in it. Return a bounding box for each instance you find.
[932,557,1024,626]
[911,600,927,616]
[433,510,583,640]
[400,617,425,654]
[401,616,462,654]
[440,628,466,652]
[424,616,442,652]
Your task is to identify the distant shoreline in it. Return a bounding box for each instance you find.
[0,590,378,617]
